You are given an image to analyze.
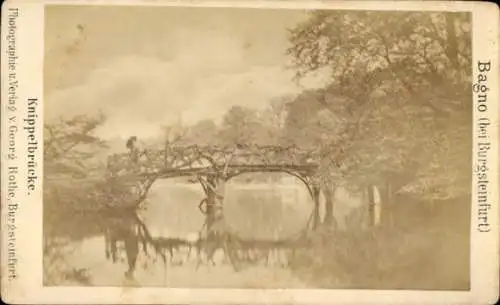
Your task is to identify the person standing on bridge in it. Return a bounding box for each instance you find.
[126,136,140,163]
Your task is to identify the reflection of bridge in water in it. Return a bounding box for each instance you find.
[146,180,310,238]
[103,142,338,279]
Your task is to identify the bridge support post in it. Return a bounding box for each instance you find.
[204,175,218,234]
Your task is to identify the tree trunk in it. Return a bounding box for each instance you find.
[367,185,375,227]
[445,14,459,69]
[323,185,336,227]
[312,186,321,230]
[379,180,394,227]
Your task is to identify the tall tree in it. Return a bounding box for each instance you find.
[286,11,472,221]
[44,113,108,178]
[219,105,262,145]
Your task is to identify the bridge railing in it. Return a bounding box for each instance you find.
[106,144,320,179]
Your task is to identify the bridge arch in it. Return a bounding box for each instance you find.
[225,169,314,200]
[107,143,326,233]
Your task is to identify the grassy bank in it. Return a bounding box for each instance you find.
[289,196,471,290]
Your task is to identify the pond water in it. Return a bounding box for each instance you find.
[45,176,364,287]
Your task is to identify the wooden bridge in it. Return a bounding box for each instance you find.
[106,142,329,235]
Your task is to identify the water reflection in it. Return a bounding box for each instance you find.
[45,177,314,286]
[44,177,362,287]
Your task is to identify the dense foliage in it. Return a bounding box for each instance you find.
[285,11,472,200]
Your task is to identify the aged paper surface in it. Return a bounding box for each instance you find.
[1,0,499,304]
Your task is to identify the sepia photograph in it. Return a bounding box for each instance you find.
[1,0,498,304]
[42,4,474,290]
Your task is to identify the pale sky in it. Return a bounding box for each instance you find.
[44,5,329,139]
